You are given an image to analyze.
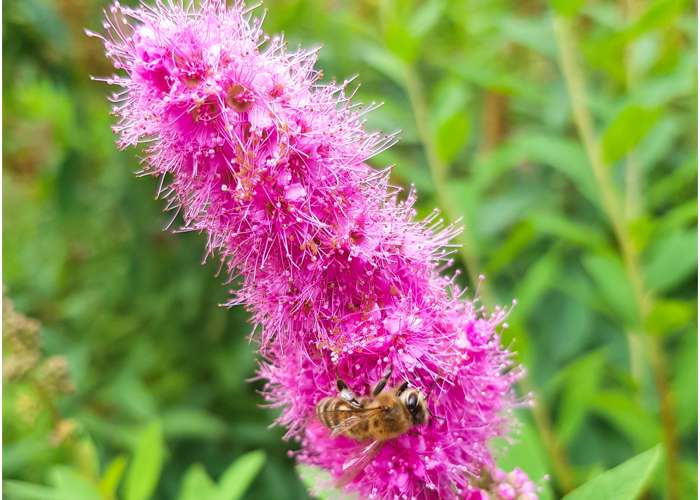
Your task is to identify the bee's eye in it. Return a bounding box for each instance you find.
[407,393,418,410]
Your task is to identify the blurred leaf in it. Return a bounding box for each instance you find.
[511,249,561,325]
[582,254,639,327]
[672,328,698,435]
[296,464,358,500]
[550,0,586,17]
[556,350,606,444]
[484,222,536,275]
[510,134,600,208]
[601,105,661,164]
[496,418,554,500]
[215,450,266,500]
[430,78,470,164]
[530,211,607,250]
[562,445,661,500]
[643,229,697,292]
[591,391,663,449]
[645,299,695,336]
[361,45,407,86]
[124,421,165,500]
[501,16,557,58]
[407,0,445,38]
[162,408,230,441]
[3,438,54,475]
[623,0,687,39]
[99,455,128,500]
[435,110,470,164]
[177,464,216,500]
[49,466,102,500]
[3,480,71,500]
[73,438,100,481]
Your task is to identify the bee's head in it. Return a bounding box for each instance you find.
[398,384,428,426]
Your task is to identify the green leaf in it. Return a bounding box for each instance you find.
[672,328,698,435]
[361,45,408,86]
[4,480,71,500]
[124,421,165,500]
[430,78,471,164]
[73,437,100,481]
[556,350,607,444]
[49,466,102,500]
[563,445,661,500]
[645,299,695,336]
[509,134,600,208]
[582,254,639,327]
[529,211,607,250]
[296,465,358,500]
[591,391,662,449]
[623,0,687,40]
[495,418,554,500]
[435,112,470,164]
[643,229,697,292]
[550,0,586,17]
[177,464,217,500]
[162,408,230,441]
[215,450,266,500]
[601,105,661,164]
[408,0,446,38]
[99,455,128,500]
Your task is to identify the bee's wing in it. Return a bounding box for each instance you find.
[336,440,384,487]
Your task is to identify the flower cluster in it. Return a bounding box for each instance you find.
[91,1,530,498]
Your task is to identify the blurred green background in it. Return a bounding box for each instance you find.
[3,0,697,499]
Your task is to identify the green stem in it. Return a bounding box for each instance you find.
[402,66,490,304]
[552,15,680,500]
[402,64,578,493]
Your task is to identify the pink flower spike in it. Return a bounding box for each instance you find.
[91,1,534,498]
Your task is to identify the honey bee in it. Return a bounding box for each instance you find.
[315,367,429,484]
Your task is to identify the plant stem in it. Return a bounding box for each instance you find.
[552,15,680,499]
[403,64,578,493]
[621,0,645,386]
[402,66,490,304]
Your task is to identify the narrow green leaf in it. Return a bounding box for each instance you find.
[623,0,687,40]
[530,211,607,250]
[162,408,230,441]
[643,229,697,292]
[73,438,100,481]
[361,46,407,86]
[3,480,72,500]
[645,299,695,336]
[495,418,554,500]
[99,455,128,500]
[296,465,358,500]
[601,105,661,164]
[672,328,698,435]
[124,421,165,500]
[582,254,639,326]
[408,0,446,38]
[556,350,607,444]
[215,450,266,500]
[591,391,662,449]
[49,466,102,500]
[435,112,470,164]
[177,464,217,500]
[550,0,586,17]
[563,445,661,500]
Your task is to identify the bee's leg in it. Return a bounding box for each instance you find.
[395,381,409,396]
[337,380,362,408]
[372,366,393,396]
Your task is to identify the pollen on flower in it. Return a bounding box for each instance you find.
[91,1,531,498]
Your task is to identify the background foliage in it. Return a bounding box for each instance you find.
[3,0,697,498]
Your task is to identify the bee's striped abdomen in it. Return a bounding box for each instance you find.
[316,397,362,436]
